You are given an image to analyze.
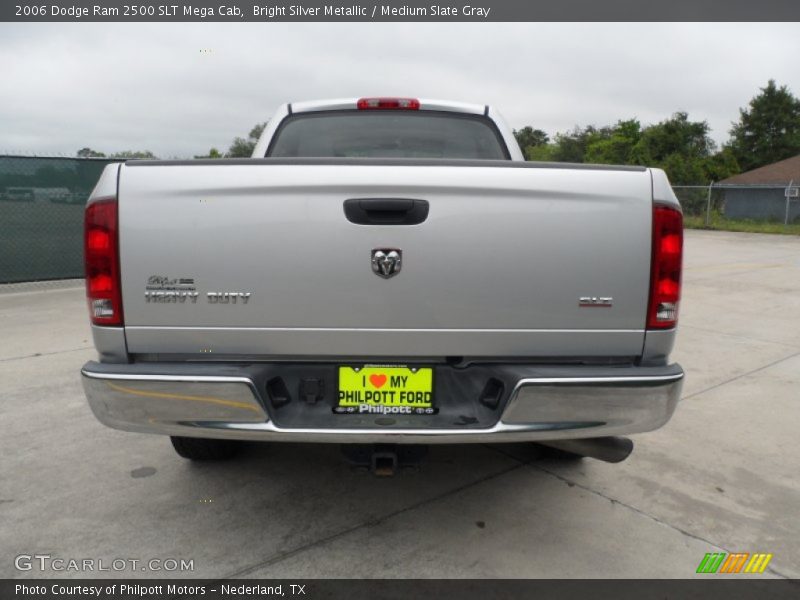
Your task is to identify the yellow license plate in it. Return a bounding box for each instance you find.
[336,365,435,415]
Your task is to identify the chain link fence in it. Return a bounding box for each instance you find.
[0,155,117,288]
[673,183,800,231]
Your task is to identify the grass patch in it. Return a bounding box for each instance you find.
[684,213,800,236]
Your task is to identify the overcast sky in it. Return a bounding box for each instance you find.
[1,22,798,157]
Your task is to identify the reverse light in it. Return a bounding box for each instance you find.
[647,205,683,329]
[84,197,123,326]
[357,97,421,110]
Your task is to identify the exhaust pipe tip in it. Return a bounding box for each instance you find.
[538,436,634,463]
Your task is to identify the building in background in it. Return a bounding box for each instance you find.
[721,155,800,222]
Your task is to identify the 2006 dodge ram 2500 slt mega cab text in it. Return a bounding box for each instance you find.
[81,97,684,464]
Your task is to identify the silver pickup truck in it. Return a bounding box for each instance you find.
[81,97,684,464]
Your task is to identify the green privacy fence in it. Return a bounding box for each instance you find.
[0,155,117,284]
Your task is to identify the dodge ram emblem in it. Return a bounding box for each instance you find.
[371,249,402,278]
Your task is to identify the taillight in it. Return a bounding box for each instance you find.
[647,205,683,329]
[84,197,123,326]
[357,97,420,110]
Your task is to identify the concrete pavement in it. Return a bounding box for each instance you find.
[1,230,798,579]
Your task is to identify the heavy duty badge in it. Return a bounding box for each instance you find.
[145,275,198,303]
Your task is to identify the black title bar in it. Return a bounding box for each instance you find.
[3,0,800,22]
[3,579,800,600]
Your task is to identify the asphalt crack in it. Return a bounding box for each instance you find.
[0,346,93,363]
[682,349,800,401]
[486,444,793,580]
[680,324,800,351]
[221,461,524,578]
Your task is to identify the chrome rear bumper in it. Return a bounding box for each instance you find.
[81,362,683,444]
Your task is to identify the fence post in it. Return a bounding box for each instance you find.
[785,179,794,226]
[705,181,714,227]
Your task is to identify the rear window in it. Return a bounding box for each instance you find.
[266,111,509,159]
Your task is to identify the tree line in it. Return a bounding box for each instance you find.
[75,122,268,162]
[513,80,800,185]
[75,80,800,186]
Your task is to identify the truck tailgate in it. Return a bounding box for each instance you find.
[118,161,653,358]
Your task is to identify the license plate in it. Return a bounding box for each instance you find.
[336,365,435,415]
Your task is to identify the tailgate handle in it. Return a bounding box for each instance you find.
[344,198,429,225]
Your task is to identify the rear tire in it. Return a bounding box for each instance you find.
[170,436,242,461]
